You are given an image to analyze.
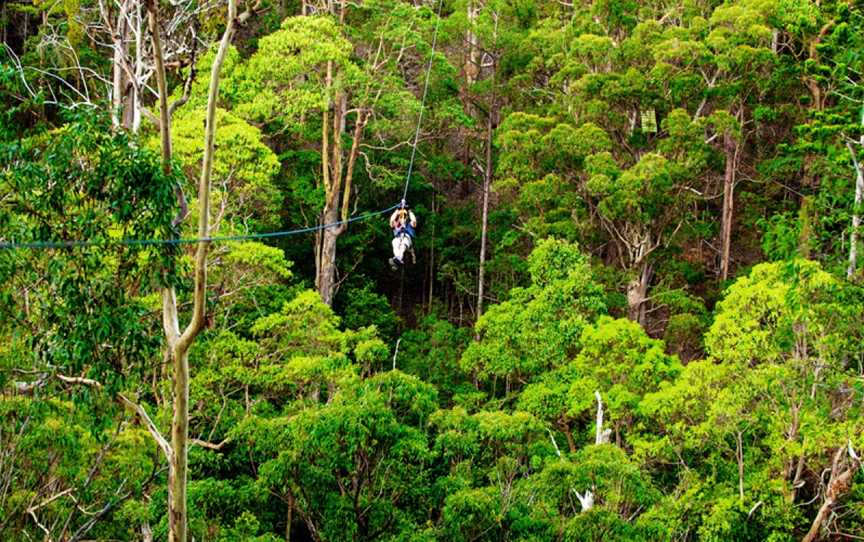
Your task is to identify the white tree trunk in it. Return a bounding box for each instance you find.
[147,0,236,539]
[477,74,495,321]
[110,0,130,127]
[594,390,610,445]
[847,111,863,280]
[575,489,594,512]
[131,0,143,133]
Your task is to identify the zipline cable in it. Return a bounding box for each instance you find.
[0,204,400,250]
[402,0,444,203]
[0,0,444,252]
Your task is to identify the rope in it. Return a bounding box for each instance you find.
[0,0,445,252]
[402,0,444,203]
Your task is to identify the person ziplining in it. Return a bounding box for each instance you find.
[0,0,444,260]
[389,200,417,270]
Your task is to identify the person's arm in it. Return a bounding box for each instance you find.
[389,210,399,229]
[409,211,417,228]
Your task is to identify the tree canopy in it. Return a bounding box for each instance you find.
[3,0,864,540]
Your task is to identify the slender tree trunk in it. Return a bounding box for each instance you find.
[477,69,495,322]
[131,0,143,133]
[147,0,171,171]
[315,62,333,298]
[847,112,864,279]
[146,0,180,533]
[169,5,235,538]
[736,431,745,502]
[147,0,236,539]
[720,125,738,281]
[848,144,862,279]
[594,391,605,445]
[111,0,130,127]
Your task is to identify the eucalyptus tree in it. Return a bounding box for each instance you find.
[0,114,177,540]
[640,260,864,539]
[136,0,248,538]
[461,238,606,393]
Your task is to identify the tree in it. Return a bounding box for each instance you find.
[0,114,176,541]
[144,0,239,538]
[640,259,864,539]
[519,317,681,452]
[461,238,606,392]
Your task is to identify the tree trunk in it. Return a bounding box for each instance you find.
[131,0,144,133]
[314,71,366,305]
[594,391,606,445]
[465,0,479,85]
[720,125,738,281]
[168,345,190,542]
[147,0,171,172]
[847,111,864,279]
[315,63,340,306]
[736,431,745,502]
[111,0,130,127]
[848,148,862,279]
[477,65,495,322]
[626,260,651,325]
[802,445,860,542]
[317,217,340,305]
[147,0,236,539]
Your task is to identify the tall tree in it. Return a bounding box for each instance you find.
[144,0,240,538]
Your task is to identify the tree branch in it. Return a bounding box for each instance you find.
[118,394,172,461]
[190,438,231,450]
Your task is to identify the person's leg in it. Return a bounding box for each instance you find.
[405,236,415,264]
[392,237,405,263]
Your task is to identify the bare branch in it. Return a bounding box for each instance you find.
[118,394,172,461]
[190,438,231,450]
[56,374,103,388]
[168,28,198,117]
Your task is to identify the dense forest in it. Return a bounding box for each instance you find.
[3,0,864,540]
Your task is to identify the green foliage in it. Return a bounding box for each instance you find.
[336,282,399,341]
[0,395,159,540]
[165,109,282,231]
[462,238,606,388]
[8,0,864,540]
[0,114,176,385]
[240,16,355,124]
